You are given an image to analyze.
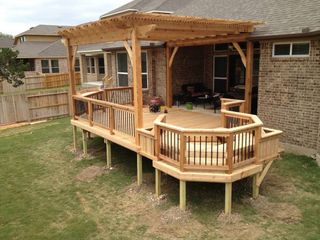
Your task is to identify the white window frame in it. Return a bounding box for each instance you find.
[141,51,148,90]
[116,51,148,90]
[116,51,129,87]
[272,41,310,58]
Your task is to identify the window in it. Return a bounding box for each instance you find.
[75,59,80,72]
[41,59,60,73]
[51,60,59,73]
[117,52,128,86]
[41,60,50,73]
[273,42,310,57]
[20,36,26,43]
[98,57,105,74]
[116,52,148,89]
[86,57,96,73]
[141,52,148,89]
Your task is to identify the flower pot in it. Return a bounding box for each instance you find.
[186,102,193,110]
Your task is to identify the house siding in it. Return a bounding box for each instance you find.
[258,39,320,153]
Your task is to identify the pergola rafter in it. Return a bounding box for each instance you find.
[59,11,262,132]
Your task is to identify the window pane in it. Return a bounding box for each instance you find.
[141,52,147,73]
[51,60,59,68]
[274,44,290,56]
[118,74,128,86]
[51,67,59,73]
[41,60,49,68]
[98,57,105,74]
[292,43,309,55]
[117,53,128,72]
[214,57,228,78]
[90,58,95,67]
[75,59,80,72]
[41,60,50,73]
[142,74,148,89]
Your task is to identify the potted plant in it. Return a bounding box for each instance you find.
[149,96,162,113]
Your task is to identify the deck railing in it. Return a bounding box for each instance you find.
[153,110,265,173]
[73,90,135,138]
[73,90,282,174]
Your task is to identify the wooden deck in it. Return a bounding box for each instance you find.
[71,87,283,214]
[143,107,221,129]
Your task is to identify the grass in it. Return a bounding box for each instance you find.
[0,117,319,239]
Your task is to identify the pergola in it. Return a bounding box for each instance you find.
[60,11,262,131]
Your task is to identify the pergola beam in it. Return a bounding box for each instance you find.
[167,34,249,47]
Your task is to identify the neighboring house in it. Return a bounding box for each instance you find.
[0,37,14,50]
[13,25,72,75]
[75,0,319,158]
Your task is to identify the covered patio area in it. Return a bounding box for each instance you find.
[60,11,282,213]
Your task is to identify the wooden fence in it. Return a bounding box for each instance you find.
[0,90,70,125]
[1,72,81,93]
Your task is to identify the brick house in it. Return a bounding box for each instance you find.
[76,0,320,160]
[13,25,73,75]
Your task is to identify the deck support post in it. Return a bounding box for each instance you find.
[244,41,254,113]
[81,129,88,156]
[179,180,186,210]
[72,125,77,151]
[225,182,232,214]
[155,169,161,196]
[105,140,112,168]
[137,154,143,185]
[252,174,259,199]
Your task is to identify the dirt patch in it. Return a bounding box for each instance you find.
[261,173,297,195]
[160,206,191,224]
[75,166,108,182]
[249,195,302,224]
[215,212,264,240]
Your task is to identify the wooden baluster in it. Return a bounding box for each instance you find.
[179,133,186,172]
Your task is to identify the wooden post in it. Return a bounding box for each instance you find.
[72,125,77,151]
[225,182,232,214]
[82,129,87,156]
[252,174,259,199]
[179,180,186,210]
[166,47,173,107]
[155,168,161,197]
[245,41,254,113]
[106,139,112,168]
[137,153,143,185]
[131,29,143,144]
[66,39,77,116]
[254,127,261,163]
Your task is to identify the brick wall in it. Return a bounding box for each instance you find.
[258,39,320,152]
[172,46,205,95]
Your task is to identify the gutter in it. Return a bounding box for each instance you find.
[249,30,320,41]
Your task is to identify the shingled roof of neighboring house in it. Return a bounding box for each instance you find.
[0,38,14,49]
[15,24,71,37]
[105,0,320,38]
[13,40,66,59]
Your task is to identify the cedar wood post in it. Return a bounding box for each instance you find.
[166,46,173,107]
[245,41,254,113]
[131,29,143,143]
[66,38,77,116]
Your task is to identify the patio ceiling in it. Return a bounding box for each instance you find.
[59,12,262,46]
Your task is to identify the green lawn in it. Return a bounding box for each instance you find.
[0,118,319,240]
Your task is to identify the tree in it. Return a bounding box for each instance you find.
[0,48,29,87]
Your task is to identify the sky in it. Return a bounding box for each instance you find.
[0,0,132,36]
